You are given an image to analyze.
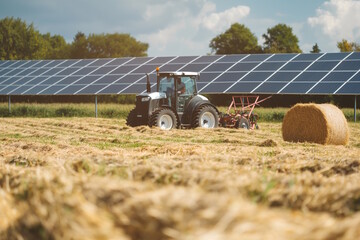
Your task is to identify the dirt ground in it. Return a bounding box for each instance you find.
[0,117,360,240]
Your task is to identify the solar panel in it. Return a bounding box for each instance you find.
[280,82,315,93]
[308,82,343,94]
[253,82,287,93]
[240,72,274,82]
[168,56,197,64]
[203,63,234,72]
[319,52,349,61]
[308,61,338,71]
[255,62,285,71]
[98,84,127,94]
[89,59,113,67]
[227,82,260,93]
[0,52,360,96]
[201,82,233,93]
[321,72,355,82]
[216,54,247,63]
[266,72,300,82]
[267,54,297,62]
[76,84,107,94]
[347,52,360,60]
[281,62,312,71]
[180,63,208,72]
[23,85,49,95]
[200,73,222,82]
[336,82,360,94]
[350,72,360,82]
[335,60,360,70]
[243,54,272,62]
[57,85,86,95]
[293,53,322,61]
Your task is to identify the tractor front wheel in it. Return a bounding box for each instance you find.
[126,108,140,127]
[149,108,178,130]
[192,105,219,128]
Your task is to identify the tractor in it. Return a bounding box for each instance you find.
[126,68,219,130]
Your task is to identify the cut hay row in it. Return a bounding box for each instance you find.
[1,118,360,239]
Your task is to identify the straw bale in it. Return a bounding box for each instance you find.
[0,190,21,231]
[282,103,349,145]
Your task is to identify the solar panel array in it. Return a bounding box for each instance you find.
[0,52,360,96]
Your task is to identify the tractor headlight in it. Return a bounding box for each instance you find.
[141,97,150,102]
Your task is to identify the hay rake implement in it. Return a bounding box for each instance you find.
[220,95,271,130]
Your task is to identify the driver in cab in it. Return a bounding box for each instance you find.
[177,78,186,95]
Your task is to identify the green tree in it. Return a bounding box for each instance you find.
[0,17,149,60]
[42,33,70,59]
[262,24,302,53]
[209,23,262,54]
[70,32,149,59]
[70,32,88,59]
[87,33,148,58]
[310,43,321,53]
[0,17,47,60]
[337,39,360,52]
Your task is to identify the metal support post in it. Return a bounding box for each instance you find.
[95,95,98,118]
[355,95,357,122]
[8,95,11,114]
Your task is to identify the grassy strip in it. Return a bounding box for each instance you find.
[0,103,358,122]
[0,103,133,119]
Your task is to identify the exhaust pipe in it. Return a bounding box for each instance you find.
[146,74,151,93]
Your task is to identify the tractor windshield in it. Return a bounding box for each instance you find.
[159,76,175,97]
[159,76,196,95]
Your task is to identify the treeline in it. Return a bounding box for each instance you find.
[1,17,359,61]
[0,17,148,60]
[209,23,360,54]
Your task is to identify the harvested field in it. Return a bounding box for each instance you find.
[1,117,360,239]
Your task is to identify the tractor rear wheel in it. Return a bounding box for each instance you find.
[149,108,178,130]
[126,108,141,127]
[192,105,219,128]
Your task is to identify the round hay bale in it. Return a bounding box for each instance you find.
[282,103,349,145]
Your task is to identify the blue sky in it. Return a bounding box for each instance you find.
[1,0,360,56]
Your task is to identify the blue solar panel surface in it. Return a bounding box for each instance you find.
[0,52,360,95]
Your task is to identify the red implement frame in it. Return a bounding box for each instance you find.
[220,95,271,129]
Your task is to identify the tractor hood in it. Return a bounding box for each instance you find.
[137,92,167,101]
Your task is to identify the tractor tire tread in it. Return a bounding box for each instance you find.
[191,105,219,128]
[126,108,141,127]
[149,107,178,129]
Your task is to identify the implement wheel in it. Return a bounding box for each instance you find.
[239,118,250,129]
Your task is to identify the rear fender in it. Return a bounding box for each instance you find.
[181,95,219,124]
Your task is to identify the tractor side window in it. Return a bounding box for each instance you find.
[180,77,196,95]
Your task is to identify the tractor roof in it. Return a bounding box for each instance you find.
[158,71,199,76]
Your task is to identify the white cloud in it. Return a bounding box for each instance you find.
[201,5,250,32]
[0,0,251,56]
[308,0,360,41]
[138,1,250,56]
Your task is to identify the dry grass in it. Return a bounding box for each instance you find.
[1,118,360,239]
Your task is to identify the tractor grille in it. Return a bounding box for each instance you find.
[135,96,149,117]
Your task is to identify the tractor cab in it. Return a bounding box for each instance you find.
[157,72,198,114]
[126,68,219,130]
